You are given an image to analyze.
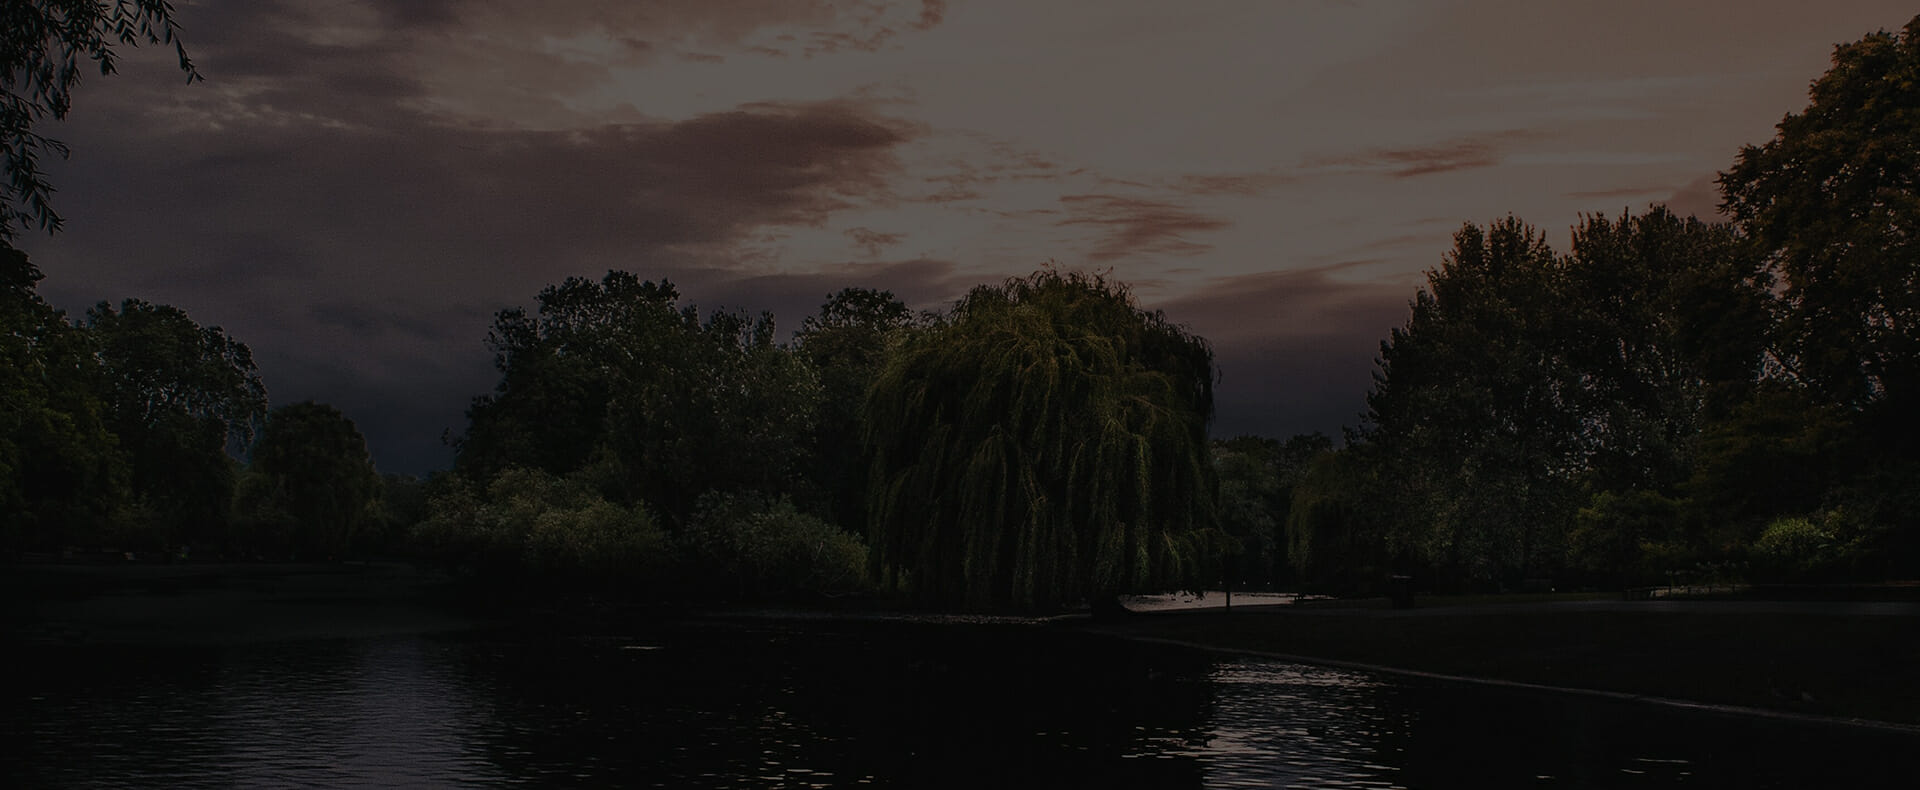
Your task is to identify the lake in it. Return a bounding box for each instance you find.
[6,617,1913,787]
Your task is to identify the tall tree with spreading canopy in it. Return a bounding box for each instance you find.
[2,0,199,239]
[1717,16,1920,577]
[863,270,1218,611]
[1719,15,1920,409]
[1561,207,1772,494]
[86,298,265,548]
[1365,218,1582,585]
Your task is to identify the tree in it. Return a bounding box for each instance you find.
[1284,443,1397,594]
[0,241,121,550]
[457,273,682,480]
[863,270,1219,611]
[457,271,821,523]
[794,287,915,532]
[1211,433,1333,591]
[2,0,199,239]
[87,298,265,548]
[1365,219,1584,585]
[243,401,378,558]
[1561,207,1771,493]
[1719,16,1920,408]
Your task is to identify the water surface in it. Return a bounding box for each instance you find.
[7,620,1912,787]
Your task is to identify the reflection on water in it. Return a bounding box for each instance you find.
[5,620,1914,788]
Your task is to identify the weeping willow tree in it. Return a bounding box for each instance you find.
[863,270,1220,611]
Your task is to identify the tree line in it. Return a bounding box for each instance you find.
[1277,18,1920,593]
[5,15,1914,610]
[2,244,394,559]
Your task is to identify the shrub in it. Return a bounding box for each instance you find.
[1750,516,1840,582]
[680,493,869,598]
[411,467,667,592]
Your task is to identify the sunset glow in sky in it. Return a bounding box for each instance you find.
[21,0,1918,472]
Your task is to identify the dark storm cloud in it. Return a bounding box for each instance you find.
[1155,265,1415,439]
[1055,195,1232,261]
[1312,131,1541,178]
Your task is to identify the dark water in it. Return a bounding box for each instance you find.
[6,619,1914,788]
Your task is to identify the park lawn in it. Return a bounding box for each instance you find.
[1085,600,1920,728]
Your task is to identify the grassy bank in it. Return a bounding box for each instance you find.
[1082,596,1920,728]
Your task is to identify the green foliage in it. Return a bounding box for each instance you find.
[1562,208,1772,491]
[1567,489,1684,585]
[1720,15,1920,407]
[1,0,199,239]
[86,299,265,549]
[243,401,378,558]
[680,493,870,598]
[0,242,123,551]
[1212,433,1332,590]
[1683,384,1854,549]
[1367,218,1583,583]
[1364,209,1776,587]
[358,473,430,556]
[794,287,916,532]
[412,467,667,591]
[864,270,1219,611]
[1283,445,1396,594]
[1750,516,1843,582]
[457,272,821,523]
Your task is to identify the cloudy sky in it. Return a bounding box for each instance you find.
[19,0,1917,474]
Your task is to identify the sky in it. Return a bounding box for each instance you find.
[18,0,1918,475]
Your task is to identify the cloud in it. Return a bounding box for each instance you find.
[1055,195,1231,261]
[1310,130,1542,178]
[913,0,948,31]
[845,227,907,256]
[1167,170,1296,197]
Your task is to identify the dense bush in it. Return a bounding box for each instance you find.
[680,493,869,599]
[1749,516,1842,583]
[412,468,668,592]
[1567,489,1685,586]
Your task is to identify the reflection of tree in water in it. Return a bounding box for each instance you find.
[452,621,1213,788]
